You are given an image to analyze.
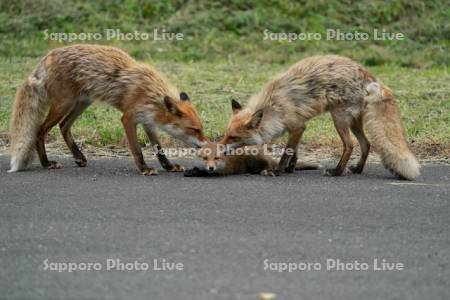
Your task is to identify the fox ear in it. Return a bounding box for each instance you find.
[247,110,264,128]
[164,96,182,115]
[180,92,190,101]
[231,98,242,114]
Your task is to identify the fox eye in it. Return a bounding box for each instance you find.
[214,157,220,160]
[190,127,201,133]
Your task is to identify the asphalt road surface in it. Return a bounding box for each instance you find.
[0,156,449,300]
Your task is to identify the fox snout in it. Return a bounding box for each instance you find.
[206,162,216,173]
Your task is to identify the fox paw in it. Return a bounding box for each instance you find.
[46,161,62,169]
[261,169,278,177]
[349,165,363,174]
[323,167,349,176]
[142,168,158,176]
[285,164,296,173]
[168,164,185,172]
[75,158,87,167]
[285,157,298,173]
[323,168,341,176]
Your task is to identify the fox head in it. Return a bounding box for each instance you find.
[157,92,207,148]
[221,99,265,149]
[196,142,226,173]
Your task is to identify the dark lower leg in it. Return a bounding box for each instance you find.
[349,117,370,174]
[122,115,154,175]
[143,125,184,172]
[59,102,90,167]
[278,127,305,173]
[325,122,353,176]
[36,132,52,168]
[285,152,298,173]
[61,129,87,167]
[36,106,72,168]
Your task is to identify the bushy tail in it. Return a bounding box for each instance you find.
[363,82,420,180]
[8,65,49,172]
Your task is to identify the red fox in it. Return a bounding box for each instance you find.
[184,142,318,177]
[222,55,420,180]
[8,44,207,175]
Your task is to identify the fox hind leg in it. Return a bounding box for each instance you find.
[324,113,353,176]
[59,98,92,167]
[36,102,75,169]
[349,116,370,174]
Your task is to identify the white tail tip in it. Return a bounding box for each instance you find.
[366,82,380,95]
[8,157,21,173]
[396,157,421,180]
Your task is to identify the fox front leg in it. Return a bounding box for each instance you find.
[278,127,305,173]
[284,152,298,173]
[143,125,184,172]
[122,114,158,176]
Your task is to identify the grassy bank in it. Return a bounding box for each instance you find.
[0,0,449,67]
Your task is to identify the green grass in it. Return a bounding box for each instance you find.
[0,0,449,67]
[1,58,449,147]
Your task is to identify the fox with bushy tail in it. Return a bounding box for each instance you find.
[8,63,49,173]
[8,44,207,174]
[363,82,420,180]
[222,55,420,180]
